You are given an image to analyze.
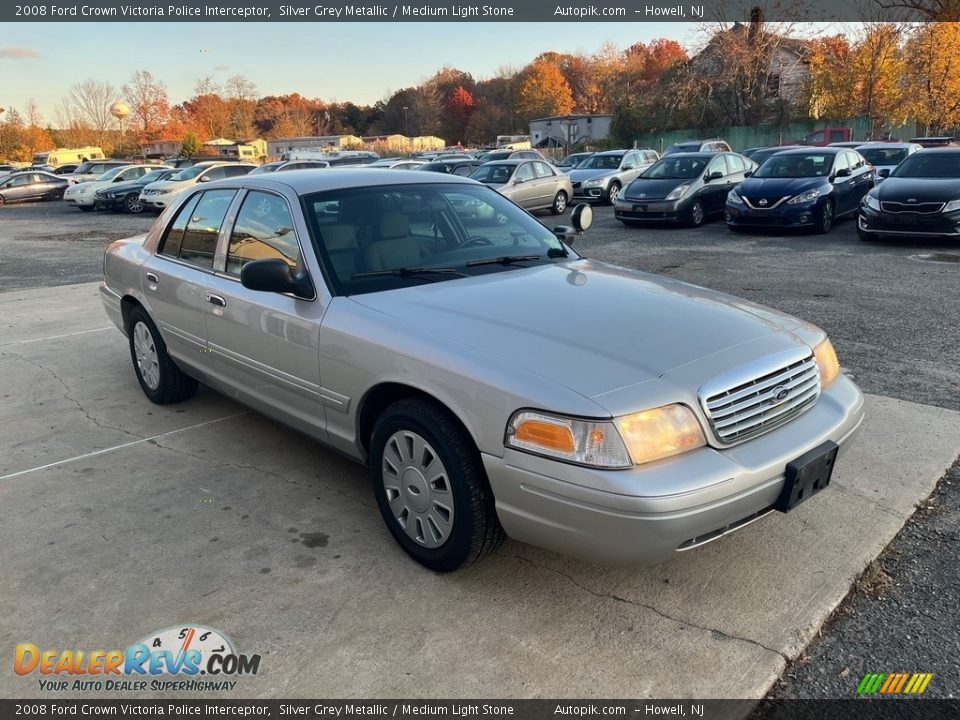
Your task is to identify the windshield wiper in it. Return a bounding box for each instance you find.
[466,254,543,267]
[351,267,467,279]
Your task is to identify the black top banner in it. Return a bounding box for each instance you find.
[2,0,956,23]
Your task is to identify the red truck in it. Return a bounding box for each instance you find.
[794,128,853,146]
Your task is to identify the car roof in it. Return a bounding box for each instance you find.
[657,152,717,159]
[915,147,960,154]
[223,168,478,195]
[595,149,627,155]
[855,143,915,150]
[774,147,843,155]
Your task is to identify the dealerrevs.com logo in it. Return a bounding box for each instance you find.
[14,626,261,692]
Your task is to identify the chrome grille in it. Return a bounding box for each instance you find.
[880,201,944,214]
[700,352,820,445]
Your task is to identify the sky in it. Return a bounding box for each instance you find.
[1,22,698,121]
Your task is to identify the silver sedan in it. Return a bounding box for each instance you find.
[469,159,573,215]
[100,170,864,572]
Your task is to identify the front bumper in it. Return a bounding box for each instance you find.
[572,183,608,202]
[64,194,96,207]
[859,207,960,237]
[614,198,684,223]
[94,196,126,211]
[484,375,864,566]
[142,192,177,209]
[726,199,820,228]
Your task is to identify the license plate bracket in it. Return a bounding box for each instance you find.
[775,440,839,512]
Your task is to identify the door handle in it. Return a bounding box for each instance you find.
[206,293,226,308]
[145,272,159,284]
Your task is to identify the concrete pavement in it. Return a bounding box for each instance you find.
[2,283,959,699]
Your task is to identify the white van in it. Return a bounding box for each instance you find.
[33,147,106,167]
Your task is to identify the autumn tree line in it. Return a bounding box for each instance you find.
[1,22,958,162]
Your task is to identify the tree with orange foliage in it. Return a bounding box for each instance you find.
[446,86,476,144]
[903,21,960,133]
[516,60,574,121]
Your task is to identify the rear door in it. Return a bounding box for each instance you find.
[140,189,237,378]
[204,188,328,436]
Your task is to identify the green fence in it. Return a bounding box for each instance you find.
[635,117,920,153]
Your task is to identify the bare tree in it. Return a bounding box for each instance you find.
[122,70,169,140]
[24,98,43,128]
[68,79,116,149]
[225,75,258,139]
[194,75,221,97]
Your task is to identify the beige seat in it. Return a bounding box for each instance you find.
[362,212,427,271]
[321,224,359,280]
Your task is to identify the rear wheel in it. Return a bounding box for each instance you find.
[127,306,198,405]
[550,191,568,215]
[370,397,505,572]
[125,194,145,214]
[0,195,6,207]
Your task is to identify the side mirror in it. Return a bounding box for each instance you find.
[744,171,753,178]
[835,168,852,178]
[706,171,724,182]
[240,259,313,299]
[571,203,593,233]
[513,177,525,184]
[878,168,890,178]
[552,225,576,243]
[621,165,634,171]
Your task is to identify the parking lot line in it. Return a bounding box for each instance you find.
[0,411,248,482]
[6,326,113,346]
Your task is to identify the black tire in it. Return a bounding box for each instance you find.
[814,199,834,235]
[550,190,568,215]
[127,306,198,405]
[124,194,145,214]
[370,397,505,572]
[78,205,94,212]
[606,181,622,206]
[0,195,5,207]
[686,199,706,227]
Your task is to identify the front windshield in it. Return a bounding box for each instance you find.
[303,183,569,296]
[578,154,622,170]
[170,165,207,181]
[137,170,168,184]
[469,164,515,184]
[560,153,588,166]
[753,153,832,178]
[96,166,126,182]
[858,147,909,166]
[890,153,960,178]
[249,162,284,175]
[641,156,708,180]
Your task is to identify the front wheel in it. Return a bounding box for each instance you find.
[686,199,705,227]
[815,199,834,235]
[551,190,568,215]
[606,182,622,206]
[78,205,93,212]
[0,194,6,207]
[370,398,505,572]
[127,306,198,404]
[125,194,145,214]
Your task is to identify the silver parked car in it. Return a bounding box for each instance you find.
[100,170,864,572]
[569,148,660,204]
[470,159,573,214]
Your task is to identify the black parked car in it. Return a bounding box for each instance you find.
[743,145,805,166]
[94,168,177,213]
[727,148,874,234]
[614,152,757,227]
[418,159,485,177]
[858,148,960,241]
[0,171,69,205]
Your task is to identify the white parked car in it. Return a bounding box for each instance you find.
[63,165,170,211]
[139,162,255,211]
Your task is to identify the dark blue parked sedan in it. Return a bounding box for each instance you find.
[726,148,874,234]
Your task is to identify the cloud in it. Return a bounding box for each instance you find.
[213,65,229,72]
[0,46,41,59]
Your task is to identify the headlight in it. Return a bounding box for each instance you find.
[727,190,744,205]
[615,405,706,465]
[665,185,690,201]
[813,338,840,389]
[862,194,881,211]
[787,189,821,205]
[505,404,705,468]
[944,198,960,212]
[506,411,632,468]
[584,178,607,187]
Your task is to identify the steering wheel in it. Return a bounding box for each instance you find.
[461,236,494,248]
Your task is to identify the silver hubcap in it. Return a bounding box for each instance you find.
[692,203,704,224]
[609,185,620,202]
[133,321,161,391]
[555,193,566,212]
[381,430,454,549]
[127,197,143,212]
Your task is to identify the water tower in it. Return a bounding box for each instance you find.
[110,101,130,150]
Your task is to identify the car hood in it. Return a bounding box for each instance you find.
[143,180,188,192]
[569,168,617,183]
[68,179,113,194]
[350,259,807,400]
[876,177,960,202]
[737,176,825,199]
[623,178,692,200]
[99,180,145,194]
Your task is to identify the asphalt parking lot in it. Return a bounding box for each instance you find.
[1,199,959,702]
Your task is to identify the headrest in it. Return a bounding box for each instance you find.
[379,212,410,239]
[322,224,358,251]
